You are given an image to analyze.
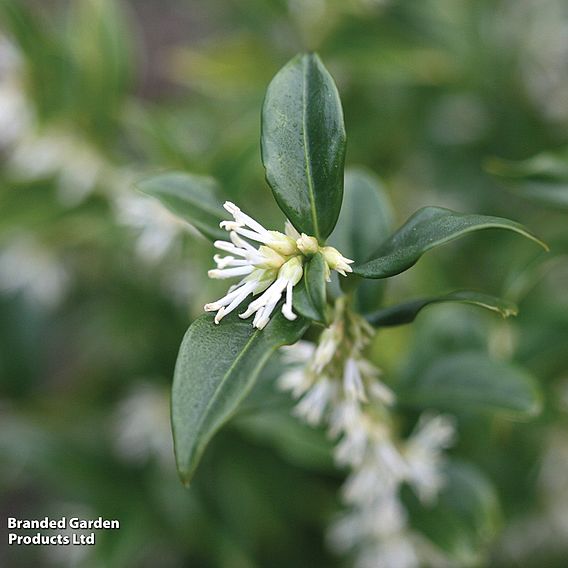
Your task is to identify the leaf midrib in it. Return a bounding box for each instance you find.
[357,213,547,276]
[301,56,319,240]
[188,321,262,465]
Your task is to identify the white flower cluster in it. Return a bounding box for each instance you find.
[0,35,130,208]
[205,202,354,329]
[279,298,455,568]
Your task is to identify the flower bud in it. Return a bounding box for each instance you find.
[296,233,319,255]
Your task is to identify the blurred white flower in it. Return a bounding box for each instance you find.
[293,377,336,425]
[404,414,455,504]
[114,193,195,262]
[0,39,31,148]
[0,235,70,307]
[280,298,454,568]
[113,383,174,468]
[8,129,114,206]
[498,0,568,125]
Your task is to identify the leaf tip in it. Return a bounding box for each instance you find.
[175,456,196,487]
[502,307,518,318]
[513,226,549,252]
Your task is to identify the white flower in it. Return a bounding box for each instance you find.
[335,427,369,466]
[322,245,354,276]
[205,201,354,329]
[343,358,368,402]
[404,414,455,504]
[113,383,173,468]
[355,536,420,568]
[239,256,304,327]
[115,194,193,262]
[293,378,335,425]
[0,235,70,307]
[221,201,298,256]
[278,367,313,398]
[313,324,341,372]
[329,399,365,438]
[276,297,455,568]
[280,340,315,364]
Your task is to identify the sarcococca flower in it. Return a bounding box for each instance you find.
[205,201,353,329]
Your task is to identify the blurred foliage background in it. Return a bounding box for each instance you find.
[1,0,568,566]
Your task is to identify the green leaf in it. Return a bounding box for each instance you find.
[330,167,395,312]
[261,53,346,240]
[293,253,327,323]
[353,207,548,279]
[367,291,517,327]
[399,352,542,419]
[487,149,568,180]
[172,312,308,484]
[67,0,133,133]
[293,280,320,322]
[487,153,568,211]
[136,171,227,241]
[405,461,501,566]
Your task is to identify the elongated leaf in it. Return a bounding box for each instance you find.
[137,171,226,240]
[503,181,568,210]
[405,461,500,565]
[367,291,517,327]
[506,250,568,303]
[293,253,327,323]
[331,167,395,312]
[487,150,568,180]
[293,280,321,322]
[487,152,568,210]
[261,53,346,240]
[354,207,547,279]
[400,352,542,419]
[172,312,308,484]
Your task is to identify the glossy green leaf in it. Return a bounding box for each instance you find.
[354,207,547,279]
[367,291,517,327]
[136,171,226,241]
[487,153,568,210]
[293,280,321,322]
[261,53,346,240]
[172,311,308,484]
[400,352,542,419]
[293,253,327,323]
[405,461,501,565]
